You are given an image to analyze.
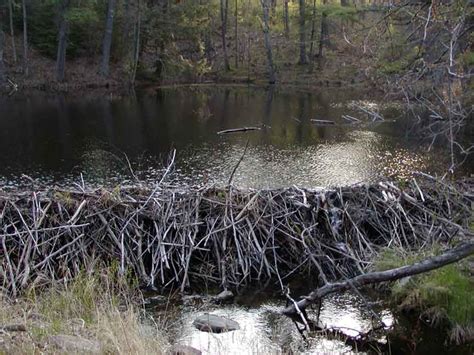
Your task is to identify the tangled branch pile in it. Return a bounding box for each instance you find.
[1,175,472,296]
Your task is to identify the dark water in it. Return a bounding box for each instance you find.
[0,86,448,189]
[1,87,468,354]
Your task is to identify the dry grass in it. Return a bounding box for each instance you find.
[0,270,168,354]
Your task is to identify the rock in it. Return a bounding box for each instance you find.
[213,290,234,303]
[169,344,202,355]
[0,324,27,332]
[182,295,204,306]
[193,314,240,333]
[144,295,168,306]
[48,335,101,354]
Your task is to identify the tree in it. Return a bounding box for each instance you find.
[298,0,307,64]
[8,0,16,63]
[309,0,317,61]
[318,0,329,58]
[22,0,28,76]
[260,0,276,84]
[130,0,141,85]
[0,28,5,85]
[283,0,290,39]
[100,0,117,77]
[56,0,70,82]
[234,0,238,68]
[220,0,230,71]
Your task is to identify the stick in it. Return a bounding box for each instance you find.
[282,242,474,316]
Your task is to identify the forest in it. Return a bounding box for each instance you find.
[0,0,473,354]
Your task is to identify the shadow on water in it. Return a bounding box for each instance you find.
[0,86,453,188]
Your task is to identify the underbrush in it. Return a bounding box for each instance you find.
[0,268,168,354]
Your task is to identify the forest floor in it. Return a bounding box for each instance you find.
[1,20,382,94]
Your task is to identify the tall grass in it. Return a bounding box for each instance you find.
[373,245,474,344]
[1,268,168,354]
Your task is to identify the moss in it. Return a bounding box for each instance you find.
[374,246,474,343]
[461,51,474,67]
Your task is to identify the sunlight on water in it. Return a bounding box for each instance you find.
[158,293,393,354]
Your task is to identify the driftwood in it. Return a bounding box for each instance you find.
[0,175,472,296]
[310,119,335,125]
[217,126,261,135]
[282,241,474,317]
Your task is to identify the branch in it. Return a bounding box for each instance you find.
[282,242,474,316]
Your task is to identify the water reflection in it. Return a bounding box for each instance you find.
[0,87,443,188]
[158,293,393,354]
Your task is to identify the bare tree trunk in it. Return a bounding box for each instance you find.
[309,0,317,60]
[298,0,307,64]
[220,0,230,71]
[8,0,17,63]
[130,0,141,86]
[0,29,6,85]
[341,0,349,6]
[204,0,214,61]
[234,0,238,68]
[56,0,70,82]
[318,9,329,58]
[283,0,290,39]
[122,0,132,55]
[100,0,117,77]
[283,242,474,317]
[22,0,28,76]
[260,0,276,84]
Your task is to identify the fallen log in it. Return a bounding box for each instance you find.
[217,126,261,135]
[282,241,474,317]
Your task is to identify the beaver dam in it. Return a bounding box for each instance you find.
[1,174,472,297]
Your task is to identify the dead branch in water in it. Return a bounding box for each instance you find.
[0,176,472,296]
[310,119,335,125]
[282,241,474,317]
[217,126,261,135]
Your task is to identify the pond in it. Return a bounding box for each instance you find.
[0,86,463,354]
[0,86,448,189]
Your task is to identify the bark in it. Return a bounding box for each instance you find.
[55,0,70,82]
[283,0,290,39]
[309,0,317,60]
[234,0,238,68]
[8,0,17,63]
[298,0,307,64]
[130,0,141,86]
[22,0,28,76]
[260,0,276,84]
[341,0,349,6]
[122,0,131,53]
[100,0,117,77]
[220,0,230,71]
[282,242,474,317]
[0,29,5,85]
[318,11,329,58]
[204,6,214,61]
